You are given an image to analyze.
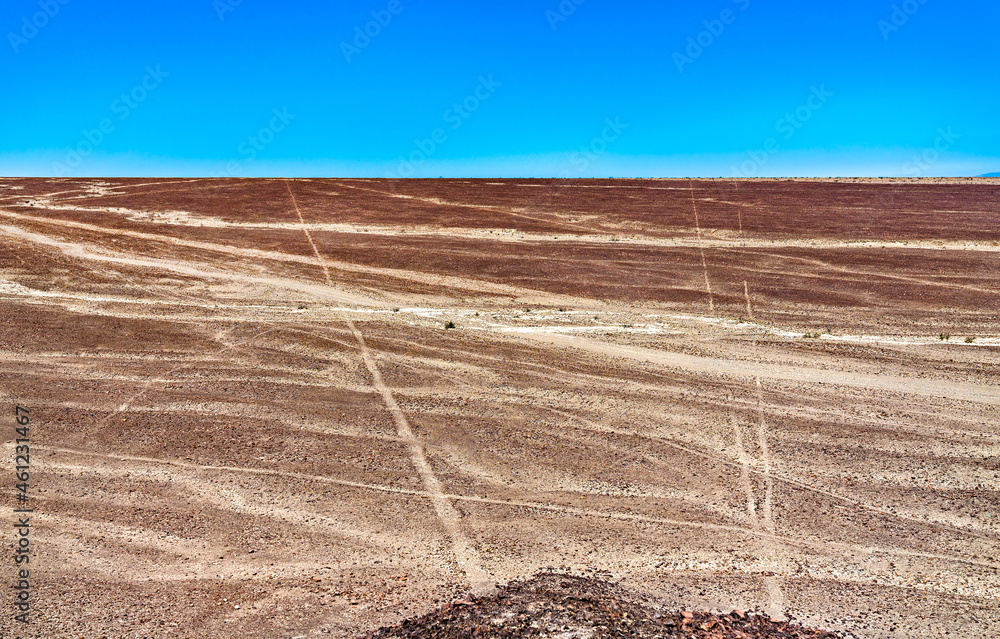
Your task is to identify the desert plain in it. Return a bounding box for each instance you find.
[0,177,998,638]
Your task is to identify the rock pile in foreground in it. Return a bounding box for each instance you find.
[363,573,843,638]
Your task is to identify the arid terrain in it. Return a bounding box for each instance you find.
[0,177,998,638]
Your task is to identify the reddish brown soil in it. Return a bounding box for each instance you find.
[0,178,996,638]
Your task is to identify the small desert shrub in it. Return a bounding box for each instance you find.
[445,321,456,329]
[939,333,950,341]
[803,332,821,339]
[965,336,975,343]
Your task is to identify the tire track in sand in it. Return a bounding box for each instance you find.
[753,377,786,620]
[740,282,785,619]
[512,331,1000,406]
[34,445,1000,573]
[729,387,785,620]
[284,179,492,594]
[0,208,598,307]
[534,392,998,542]
[333,181,596,235]
[0,178,206,203]
[0,221,384,308]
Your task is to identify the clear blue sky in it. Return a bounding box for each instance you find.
[2,0,997,177]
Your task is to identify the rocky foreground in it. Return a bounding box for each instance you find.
[364,573,844,639]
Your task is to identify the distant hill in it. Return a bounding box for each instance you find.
[979,172,1000,177]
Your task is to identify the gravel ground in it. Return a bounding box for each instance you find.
[2,178,997,638]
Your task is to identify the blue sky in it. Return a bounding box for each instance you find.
[2,0,997,177]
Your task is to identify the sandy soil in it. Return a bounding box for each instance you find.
[0,178,997,638]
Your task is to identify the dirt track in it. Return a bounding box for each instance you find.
[0,178,998,638]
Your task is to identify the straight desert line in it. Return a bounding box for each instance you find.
[689,179,715,313]
[514,331,1000,405]
[0,208,595,306]
[31,445,1000,574]
[284,179,492,593]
